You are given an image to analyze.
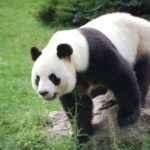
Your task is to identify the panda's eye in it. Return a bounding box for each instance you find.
[35,75,40,86]
[49,73,60,85]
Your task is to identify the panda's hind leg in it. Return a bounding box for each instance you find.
[104,51,141,127]
[134,54,150,107]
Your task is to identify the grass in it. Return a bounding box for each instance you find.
[0,0,74,149]
[1,0,150,149]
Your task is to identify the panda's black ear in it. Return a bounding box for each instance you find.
[57,44,73,59]
[31,47,41,61]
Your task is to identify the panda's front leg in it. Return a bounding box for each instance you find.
[60,91,93,144]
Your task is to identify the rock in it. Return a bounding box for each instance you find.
[47,107,72,136]
[47,90,150,148]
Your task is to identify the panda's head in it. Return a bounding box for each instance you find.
[31,44,76,101]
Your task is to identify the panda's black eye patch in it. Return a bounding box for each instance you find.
[35,75,40,86]
[49,73,60,85]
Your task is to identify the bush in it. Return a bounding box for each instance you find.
[38,0,150,26]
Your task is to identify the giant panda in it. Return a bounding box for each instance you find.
[31,12,150,143]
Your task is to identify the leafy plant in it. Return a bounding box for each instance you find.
[39,0,150,26]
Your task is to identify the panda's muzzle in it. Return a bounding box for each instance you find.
[39,91,49,97]
[40,91,57,101]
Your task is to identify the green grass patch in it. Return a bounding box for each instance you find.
[0,0,71,149]
[1,0,150,149]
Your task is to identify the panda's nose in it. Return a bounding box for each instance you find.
[39,91,49,96]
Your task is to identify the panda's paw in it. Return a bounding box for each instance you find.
[117,109,140,128]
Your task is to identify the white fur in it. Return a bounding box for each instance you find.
[43,29,89,72]
[32,53,76,99]
[82,12,150,66]
[34,29,89,98]
[32,12,150,99]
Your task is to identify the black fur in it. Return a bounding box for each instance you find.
[89,86,108,98]
[60,91,93,144]
[49,73,61,85]
[35,75,40,86]
[57,44,73,59]
[31,47,41,61]
[79,27,140,127]
[134,54,150,107]
[60,27,141,144]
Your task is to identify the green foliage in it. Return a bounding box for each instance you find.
[0,0,64,149]
[39,0,150,26]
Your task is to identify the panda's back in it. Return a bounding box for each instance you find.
[81,12,139,65]
[43,12,150,72]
